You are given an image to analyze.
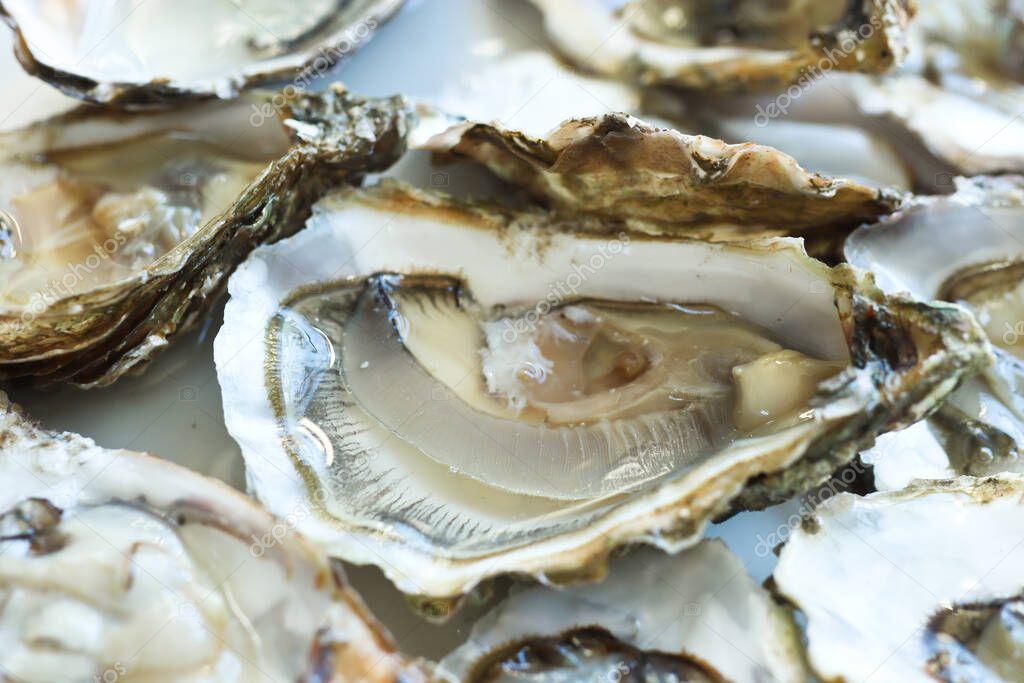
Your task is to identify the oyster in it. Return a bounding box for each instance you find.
[774,475,1024,682]
[0,391,426,682]
[423,111,903,248]
[215,180,985,609]
[846,176,1024,483]
[0,0,405,108]
[437,541,806,682]
[526,0,913,91]
[0,86,412,387]
[847,0,1024,175]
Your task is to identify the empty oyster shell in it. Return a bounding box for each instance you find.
[0,86,412,387]
[846,176,1024,483]
[774,475,1024,682]
[847,0,1024,175]
[0,391,427,682]
[0,0,405,108]
[527,0,914,91]
[437,541,806,682]
[422,112,903,250]
[215,180,985,610]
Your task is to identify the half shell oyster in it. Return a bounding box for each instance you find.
[774,475,1024,682]
[0,0,406,108]
[0,391,426,682]
[527,0,914,91]
[216,180,985,609]
[0,86,412,387]
[437,541,806,682]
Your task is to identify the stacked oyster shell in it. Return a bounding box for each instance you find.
[6,1,1024,682]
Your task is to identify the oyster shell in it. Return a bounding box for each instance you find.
[774,475,1024,682]
[846,176,1024,483]
[527,0,913,91]
[215,180,985,610]
[0,391,426,682]
[0,86,412,387]
[0,0,406,108]
[847,0,1024,175]
[437,541,806,682]
[423,111,903,248]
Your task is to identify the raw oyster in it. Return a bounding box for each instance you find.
[423,111,903,247]
[215,180,985,609]
[526,0,913,91]
[847,0,1024,175]
[437,541,806,682]
[846,176,1024,483]
[0,0,405,108]
[0,86,412,387]
[0,391,426,683]
[774,475,1024,682]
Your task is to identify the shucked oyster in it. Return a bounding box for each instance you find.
[0,391,426,682]
[774,475,1024,682]
[0,86,411,387]
[847,0,1024,175]
[423,111,902,246]
[437,541,806,682]
[846,176,1024,483]
[526,0,913,92]
[215,180,984,609]
[0,0,405,108]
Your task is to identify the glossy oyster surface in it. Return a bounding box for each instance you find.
[847,0,1024,175]
[0,391,426,683]
[437,541,806,683]
[0,86,412,387]
[215,180,985,608]
[423,111,903,242]
[846,176,1024,483]
[527,0,913,91]
[774,476,1024,683]
[0,0,405,108]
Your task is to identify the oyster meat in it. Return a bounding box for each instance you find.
[774,475,1024,683]
[527,0,913,91]
[846,175,1024,483]
[437,541,806,682]
[0,0,406,107]
[0,86,412,387]
[215,180,984,609]
[0,391,426,682]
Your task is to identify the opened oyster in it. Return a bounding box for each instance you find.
[0,86,411,387]
[526,0,913,91]
[775,475,1024,682]
[438,541,806,682]
[846,176,1024,483]
[0,0,405,107]
[215,180,984,609]
[847,0,1024,175]
[0,391,426,682]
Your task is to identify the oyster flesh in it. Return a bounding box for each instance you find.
[846,176,1024,483]
[215,180,985,609]
[527,0,914,91]
[0,0,406,107]
[0,391,426,682]
[0,86,412,387]
[437,541,806,682]
[774,475,1024,683]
